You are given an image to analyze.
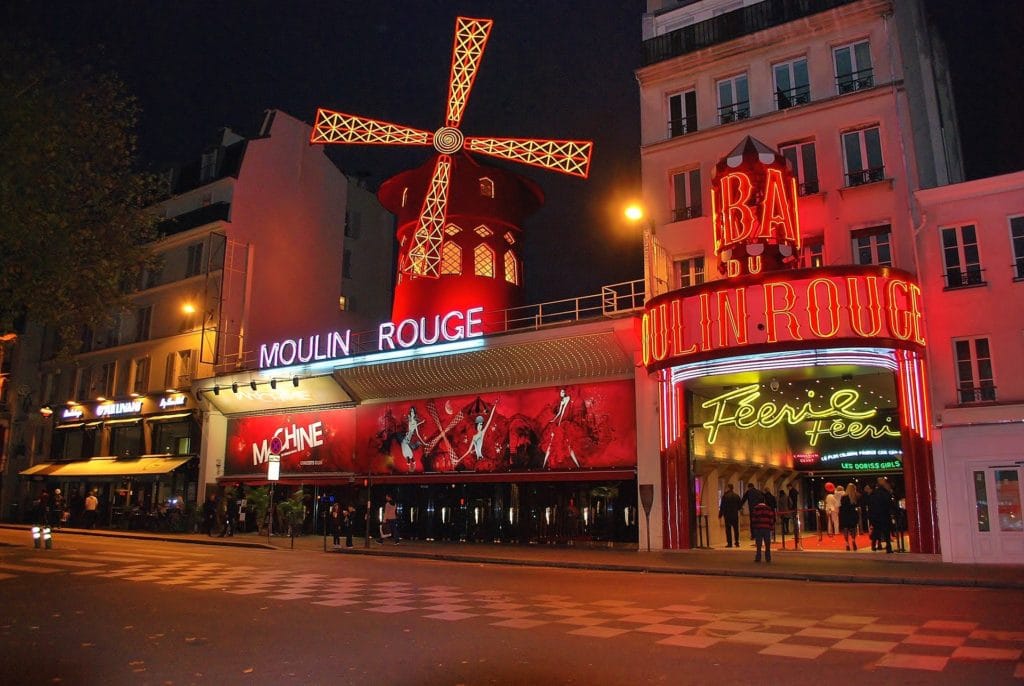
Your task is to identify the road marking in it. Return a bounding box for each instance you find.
[0,562,62,574]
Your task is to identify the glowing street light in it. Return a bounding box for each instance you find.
[182,303,197,315]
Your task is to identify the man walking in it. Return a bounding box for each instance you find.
[751,499,776,563]
[83,490,98,529]
[718,485,741,548]
[380,494,400,544]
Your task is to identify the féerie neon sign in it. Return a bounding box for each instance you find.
[700,384,900,446]
[258,307,484,369]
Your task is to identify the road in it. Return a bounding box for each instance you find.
[1,530,1022,685]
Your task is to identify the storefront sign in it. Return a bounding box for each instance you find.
[257,307,484,369]
[839,459,902,471]
[62,407,83,420]
[251,420,324,466]
[642,267,926,370]
[701,384,900,447]
[95,400,143,417]
[158,394,187,409]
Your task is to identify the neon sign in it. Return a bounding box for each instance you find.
[95,400,143,417]
[257,307,484,369]
[62,407,83,420]
[158,394,187,409]
[642,266,926,370]
[700,384,900,447]
[251,421,324,466]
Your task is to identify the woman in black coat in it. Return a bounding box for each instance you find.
[839,482,860,551]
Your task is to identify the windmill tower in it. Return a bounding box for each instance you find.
[311,16,593,327]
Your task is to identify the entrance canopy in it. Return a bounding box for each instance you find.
[20,456,192,478]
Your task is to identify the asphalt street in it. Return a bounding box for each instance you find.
[1,530,1022,685]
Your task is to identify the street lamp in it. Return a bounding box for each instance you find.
[624,204,664,300]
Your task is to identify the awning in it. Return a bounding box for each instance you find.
[218,469,637,486]
[105,417,142,426]
[55,422,85,430]
[147,412,193,422]
[19,456,193,478]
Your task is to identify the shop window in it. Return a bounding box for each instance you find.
[441,242,462,275]
[672,167,701,221]
[111,422,143,458]
[668,89,697,138]
[717,73,749,124]
[780,140,819,195]
[479,177,495,198]
[954,337,996,403]
[842,126,884,186]
[152,420,195,456]
[773,57,810,110]
[994,470,1023,532]
[834,40,873,94]
[973,471,990,532]
[673,256,704,288]
[1009,215,1024,279]
[504,252,519,285]
[474,244,494,278]
[54,426,99,460]
[851,225,892,266]
[941,224,983,288]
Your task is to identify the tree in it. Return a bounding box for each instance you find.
[0,40,159,353]
[276,489,308,549]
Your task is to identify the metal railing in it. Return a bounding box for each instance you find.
[775,85,811,110]
[1014,260,1024,280]
[642,0,859,66]
[797,180,819,195]
[845,166,885,187]
[836,68,874,95]
[671,204,703,222]
[958,385,997,403]
[668,116,698,139]
[943,267,985,289]
[718,102,751,124]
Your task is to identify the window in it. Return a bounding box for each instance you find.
[445,224,461,236]
[140,260,163,290]
[668,89,697,137]
[342,249,352,279]
[941,225,983,288]
[504,252,519,285]
[780,140,819,195]
[164,350,193,390]
[135,306,152,343]
[75,366,92,400]
[473,244,494,277]
[773,57,810,110]
[338,295,349,311]
[851,225,892,266]
[671,168,702,221]
[152,419,195,456]
[954,337,995,402]
[474,225,493,238]
[111,422,143,458]
[801,236,825,268]
[503,232,515,245]
[132,357,150,395]
[344,211,361,238]
[97,361,116,398]
[185,243,204,277]
[1010,216,1024,279]
[717,74,749,124]
[53,426,99,461]
[842,127,884,186]
[479,178,494,198]
[834,40,873,94]
[199,149,218,182]
[673,256,705,288]
[441,242,462,275]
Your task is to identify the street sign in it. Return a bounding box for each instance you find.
[267,453,281,482]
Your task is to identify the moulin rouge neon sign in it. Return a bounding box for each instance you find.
[258,307,484,369]
[701,384,900,446]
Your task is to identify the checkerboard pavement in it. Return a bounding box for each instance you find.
[10,552,1024,676]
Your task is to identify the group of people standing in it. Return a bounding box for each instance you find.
[718,483,793,563]
[826,477,900,553]
[327,502,357,547]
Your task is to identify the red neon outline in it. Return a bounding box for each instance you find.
[805,277,841,338]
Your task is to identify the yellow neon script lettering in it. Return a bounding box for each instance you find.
[701,384,883,445]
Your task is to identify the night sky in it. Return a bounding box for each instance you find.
[5,1,1021,305]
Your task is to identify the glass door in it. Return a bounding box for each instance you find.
[970,465,1024,561]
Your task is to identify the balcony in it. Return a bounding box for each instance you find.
[642,0,859,66]
[776,85,811,110]
[672,204,703,222]
[797,179,820,195]
[844,166,886,187]
[668,116,698,139]
[836,68,874,95]
[944,267,985,290]
[958,385,997,404]
[159,202,231,237]
[718,103,750,125]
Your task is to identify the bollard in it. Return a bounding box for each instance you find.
[32,526,41,549]
[43,526,52,549]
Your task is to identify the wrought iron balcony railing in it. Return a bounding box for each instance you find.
[718,103,751,125]
[1014,260,1024,280]
[668,116,698,139]
[797,180,820,195]
[642,0,859,66]
[776,85,811,110]
[943,267,985,289]
[958,384,997,403]
[836,68,874,95]
[672,204,703,222]
[845,166,885,187]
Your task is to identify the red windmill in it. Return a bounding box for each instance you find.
[311,16,593,326]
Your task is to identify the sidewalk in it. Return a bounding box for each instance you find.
[4,524,1022,590]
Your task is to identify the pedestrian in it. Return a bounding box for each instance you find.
[718,484,741,548]
[750,500,775,563]
[787,484,800,538]
[739,483,763,542]
[870,478,895,553]
[839,482,860,551]
[202,493,217,536]
[38,489,50,526]
[343,505,356,548]
[52,489,67,529]
[328,503,342,546]
[83,489,99,529]
[778,489,789,534]
[824,486,839,537]
[380,494,400,544]
[220,494,238,537]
